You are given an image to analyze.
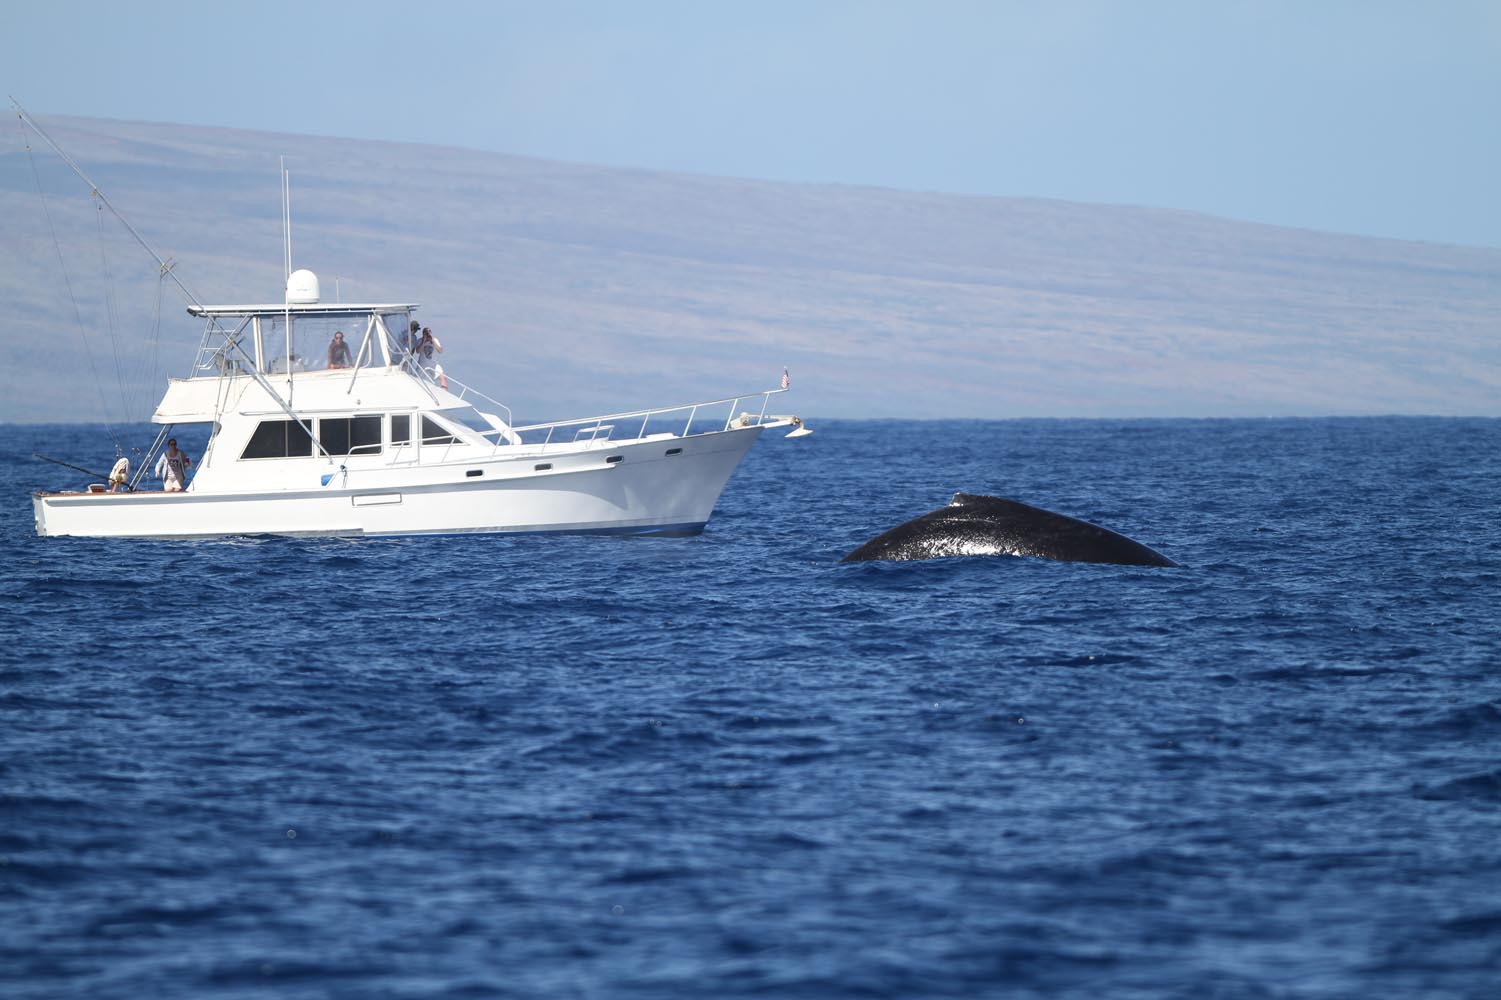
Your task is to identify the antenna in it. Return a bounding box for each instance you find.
[281,157,292,282]
[280,159,294,405]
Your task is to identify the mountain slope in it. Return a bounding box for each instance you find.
[2,114,1497,422]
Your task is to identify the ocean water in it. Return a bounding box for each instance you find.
[2,417,1499,999]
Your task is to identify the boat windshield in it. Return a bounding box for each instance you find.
[379,312,413,362]
[261,314,383,373]
[194,308,416,377]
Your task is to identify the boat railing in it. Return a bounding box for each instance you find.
[508,388,788,454]
[192,333,258,377]
[441,375,515,437]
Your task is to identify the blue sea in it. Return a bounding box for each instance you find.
[3,417,1499,999]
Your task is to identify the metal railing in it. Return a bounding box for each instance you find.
[441,374,515,439]
[175,344,787,461]
[507,387,788,455]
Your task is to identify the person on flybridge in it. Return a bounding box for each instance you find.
[397,320,420,368]
[416,327,446,389]
[155,439,192,493]
[327,330,353,369]
[108,456,130,492]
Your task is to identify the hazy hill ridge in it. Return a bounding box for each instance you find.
[2,115,1497,422]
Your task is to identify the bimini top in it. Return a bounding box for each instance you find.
[187,302,420,318]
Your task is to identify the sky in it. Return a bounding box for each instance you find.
[8,0,1501,248]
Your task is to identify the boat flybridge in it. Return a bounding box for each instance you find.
[33,270,807,539]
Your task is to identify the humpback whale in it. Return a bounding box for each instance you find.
[842,493,1179,566]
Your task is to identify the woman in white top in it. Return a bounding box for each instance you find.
[154,439,192,492]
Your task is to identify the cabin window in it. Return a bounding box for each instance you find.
[320,416,383,456]
[241,419,314,460]
[421,415,457,446]
[391,414,411,446]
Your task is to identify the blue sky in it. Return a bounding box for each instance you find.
[10,0,1500,247]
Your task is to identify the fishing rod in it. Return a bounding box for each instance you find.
[32,452,134,490]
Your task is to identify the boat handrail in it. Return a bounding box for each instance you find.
[442,375,514,428]
[510,387,787,454]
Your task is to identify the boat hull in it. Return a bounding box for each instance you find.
[35,426,764,539]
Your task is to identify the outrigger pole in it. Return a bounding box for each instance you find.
[14,102,337,472]
[10,98,204,312]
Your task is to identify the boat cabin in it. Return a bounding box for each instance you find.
[148,293,523,494]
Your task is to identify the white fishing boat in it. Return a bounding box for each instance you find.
[33,271,806,538]
[22,108,807,540]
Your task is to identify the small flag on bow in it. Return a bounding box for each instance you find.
[781,368,790,390]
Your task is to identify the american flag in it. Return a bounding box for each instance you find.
[781,368,790,390]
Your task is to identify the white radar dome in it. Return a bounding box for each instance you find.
[286,269,320,304]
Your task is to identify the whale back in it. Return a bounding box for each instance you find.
[842,492,1179,566]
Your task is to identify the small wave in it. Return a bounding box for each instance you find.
[1417,702,1501,735]
[1439,910,1501,936]
[599,865,692,886]
[522,722,726,763]
[721,712,830,730]
[1414,769,1501,802]
[199,956,400,988]
[772,749,839,767]
[85,903,238,938]
[1243,664,1398,683]
[0,856,97,887]
[1090,846,1215,879]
